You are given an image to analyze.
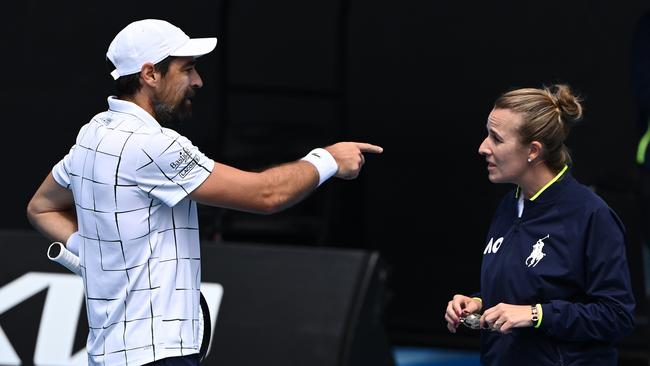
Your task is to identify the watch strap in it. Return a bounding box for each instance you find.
[532,304,542,328]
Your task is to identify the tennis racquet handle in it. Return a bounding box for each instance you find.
[47,242,81,276]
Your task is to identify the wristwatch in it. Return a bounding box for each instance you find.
[531,305,539,323]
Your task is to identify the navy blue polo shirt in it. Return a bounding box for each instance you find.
[477,169,635,366]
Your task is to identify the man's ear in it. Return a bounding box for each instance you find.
[139,62,158,87]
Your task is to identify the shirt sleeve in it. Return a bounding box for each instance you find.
[135,129,214,207]
[52,145,75,189]
[538,207,636,342]
[52,123,91,189]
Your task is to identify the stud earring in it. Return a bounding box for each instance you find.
[527,158,532,163]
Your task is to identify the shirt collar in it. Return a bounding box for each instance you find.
[515,164,569,201]
[107,96,161,128]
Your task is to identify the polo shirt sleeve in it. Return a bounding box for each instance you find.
[52,123,91,189]
[135,129,214,207]
[52,145,75,189]
[538,207,636,342]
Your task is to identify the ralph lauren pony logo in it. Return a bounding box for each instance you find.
[525,234,548,267]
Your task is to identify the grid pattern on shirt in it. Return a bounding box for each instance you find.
[53,107,213,366]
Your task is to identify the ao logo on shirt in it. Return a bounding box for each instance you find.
[483,237,504,254]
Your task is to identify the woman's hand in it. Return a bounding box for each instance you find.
[445,294,483,333]
[480,303,534,333]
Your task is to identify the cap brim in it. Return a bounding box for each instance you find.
[170,37,217,58]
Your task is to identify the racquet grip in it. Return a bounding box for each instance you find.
[47,242,81,276]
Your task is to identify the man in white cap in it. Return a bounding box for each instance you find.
[26,19,382,366]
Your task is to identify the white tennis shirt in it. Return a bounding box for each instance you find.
[52,96,214,366]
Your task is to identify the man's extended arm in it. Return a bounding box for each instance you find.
[189,142,382,214]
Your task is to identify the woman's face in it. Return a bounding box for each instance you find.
[478,108,530,185]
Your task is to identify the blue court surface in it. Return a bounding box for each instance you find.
[393,346,480,366]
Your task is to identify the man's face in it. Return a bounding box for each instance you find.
[152,56,203,126]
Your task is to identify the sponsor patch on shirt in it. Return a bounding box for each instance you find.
[179,159,198,178]
[170,149,192,170]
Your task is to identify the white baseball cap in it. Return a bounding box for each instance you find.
[107,19,217,80]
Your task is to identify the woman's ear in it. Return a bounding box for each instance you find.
[528,141,542,162]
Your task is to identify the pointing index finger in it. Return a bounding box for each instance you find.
[355,142,383,154]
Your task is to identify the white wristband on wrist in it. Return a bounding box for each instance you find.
[301,148,338,187]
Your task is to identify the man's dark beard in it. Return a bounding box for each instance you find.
[153,95,193,128]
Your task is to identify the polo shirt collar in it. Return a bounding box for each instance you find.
[515,165,570,203]
[107,96,161,128]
